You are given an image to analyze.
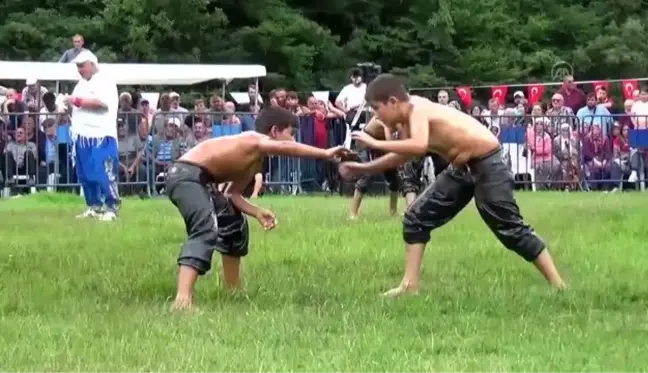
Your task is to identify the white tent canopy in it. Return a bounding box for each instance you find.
[0,61,266,85]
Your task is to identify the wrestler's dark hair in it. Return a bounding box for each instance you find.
[365,74,409,103]
[255,106,298,134]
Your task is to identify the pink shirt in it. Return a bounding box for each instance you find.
[527,130,553,163]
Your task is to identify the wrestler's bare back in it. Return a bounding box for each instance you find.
[404,96,500,165]
[178,132,264,184]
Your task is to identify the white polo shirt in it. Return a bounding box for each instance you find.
[336,83,366,111]
[631,100,648,129]
[71,71,119,139]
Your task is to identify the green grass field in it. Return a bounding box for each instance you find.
[1,192,648,371]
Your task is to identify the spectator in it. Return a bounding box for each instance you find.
[309,97,344,189]
[526,121,557,190]
[208,94,225,123]
[529,103,551,128]
[237,84,263,114]
[596,86,614,111]
[1,127,38,185]
[272,88,288,109]
[448,100,462,111]
[23,115,47,163]
[139,99,153,126]
[192,120,210,143]
[39,92,62,129]
[137,116,150,143]
[174,117,196,155]
[557,75,586,113]
[481,98,505,129]
[149,119,181,192]
[2,89,27,130]
[222,102,241,125]
[582,124,612,190]
[118,92,140,134]
[610,124,631,191]
[286,91,305,115]
[117,119,146,193]
[553,123,581,190]
[169,92,188,120]
[546,93,575,137]
[616,99,635,129]
[437,90,449,105]
[59,34,86,63]
[469,104,488,127]
[513,91,526,106]
[39,119,72,187]
[576,92,612,137]
[630,86,648,129]
[193,99,211,126]
[151,93,172,137]
[268,90,279,107]
[21,79,48,109]
[335,69,366,125]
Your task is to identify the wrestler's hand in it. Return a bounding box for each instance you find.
[338,161,366,180]
[351,131,377,148]
[255,208,277,231]
[324,146,352,161]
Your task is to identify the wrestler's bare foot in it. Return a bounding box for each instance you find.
[382,283,419,298]
[172,293,193,311]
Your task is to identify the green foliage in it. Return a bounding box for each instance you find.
[1,0,648,90]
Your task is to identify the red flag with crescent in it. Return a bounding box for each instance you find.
[527,84,545,105]
[622,79,638,99]
[455,86,472,107]
[592,81,609,93]
[491,85,508,105]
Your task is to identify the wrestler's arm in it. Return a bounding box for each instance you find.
[225,169,261,218]
[368,108,428,156]
[363,116,388,140]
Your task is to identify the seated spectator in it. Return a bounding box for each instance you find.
[526,121,558,190]
[610,124,631,191]
[174,117,196,155]
[117,119,146,194]
[23,115,46,163]
[148,120,181,192]
[151,93,172,137]
[137,116,150,143]
[139,99,153,126]
[553,123,581,191]
[169,92,189,121]
[2,89,27,130]
[38,119,72,187]
[576,92,613,138]
[546,93,576,137]
[39,92,62,129]
[1,127,38,186]
[193,99,212,126]
[192,120,211,143]
[582,124,612,190]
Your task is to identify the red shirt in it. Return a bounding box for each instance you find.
[313,111,328,149]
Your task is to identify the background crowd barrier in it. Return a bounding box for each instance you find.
[0,110,647,198]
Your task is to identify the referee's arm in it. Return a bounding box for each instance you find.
[73,78,118,111]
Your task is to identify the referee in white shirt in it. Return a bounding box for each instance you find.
[66,50,120,221]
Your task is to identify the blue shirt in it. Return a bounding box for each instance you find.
[576,105,613,136]
[156,141,174,162]
[45,137,57,164]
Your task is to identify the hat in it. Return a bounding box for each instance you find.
[26,78,37,85]
[513,90,525,98]
[73,50,98,64]
[169,92,180,98]
[168,117,182,127]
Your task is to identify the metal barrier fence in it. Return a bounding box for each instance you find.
[0,110,646,197]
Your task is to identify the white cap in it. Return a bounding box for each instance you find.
[513,90,525,98]
[169,91,180,98]
[73,50,98,64]
[26,78,37,85]
[168,117,182,127]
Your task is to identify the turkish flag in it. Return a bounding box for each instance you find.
[527,84,545,105]
[491,85,508,105]
[592,81,609,93]
[622,80,638,99]
[455,86,472,107]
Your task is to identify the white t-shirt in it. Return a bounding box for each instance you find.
[71,71,119,139]
[336,83,366,111]
[631,100,648,129]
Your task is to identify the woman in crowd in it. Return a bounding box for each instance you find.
[553,122,581,191]
[582,123,612,190]
[526,121,558,190]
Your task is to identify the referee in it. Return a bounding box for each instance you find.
[66,50,120,221]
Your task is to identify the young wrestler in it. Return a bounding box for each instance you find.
[340,74,566,296]
[349,117,400,218]
[166,107,350,310]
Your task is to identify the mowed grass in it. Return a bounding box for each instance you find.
[1,192,648,371]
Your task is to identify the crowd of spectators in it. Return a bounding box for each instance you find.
[0,36,646,196]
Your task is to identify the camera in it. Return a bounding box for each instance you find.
[355,62,382,84]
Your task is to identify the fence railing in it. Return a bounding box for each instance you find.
[0,110,646,197]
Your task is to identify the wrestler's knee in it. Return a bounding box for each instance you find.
[402,209,431,245]
[355,176,369,194]
[177,230,219,275]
